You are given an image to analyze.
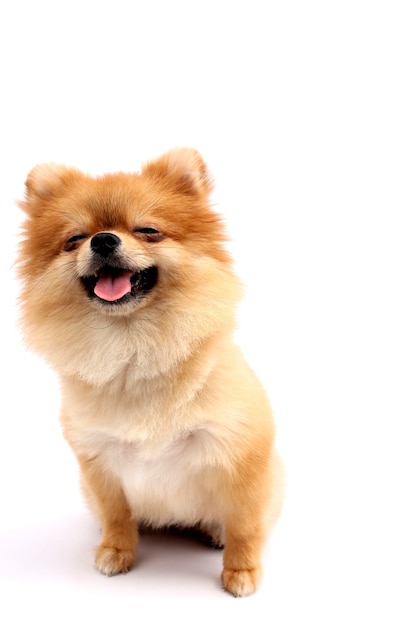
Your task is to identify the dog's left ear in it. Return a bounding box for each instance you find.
[142,147,213,197]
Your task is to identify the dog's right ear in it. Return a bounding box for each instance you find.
[19,163,82,215]
[23,163,72,201]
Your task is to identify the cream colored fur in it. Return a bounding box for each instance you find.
[17,148,284,596]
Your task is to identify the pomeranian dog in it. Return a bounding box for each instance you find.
[17,148,284,596]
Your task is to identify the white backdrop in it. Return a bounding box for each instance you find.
[1,1,416,624]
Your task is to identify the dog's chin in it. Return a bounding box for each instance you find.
[81,265,158,310]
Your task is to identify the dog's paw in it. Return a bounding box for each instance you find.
[221,567,261,597]
[95,544,136,576]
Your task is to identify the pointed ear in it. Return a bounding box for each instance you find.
[142,147,213,196]
[23,163,73,202]
[19,163,82,215]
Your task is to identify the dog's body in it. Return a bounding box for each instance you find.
[17,148,284,596]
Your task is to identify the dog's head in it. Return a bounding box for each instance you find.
[18,148,234,315]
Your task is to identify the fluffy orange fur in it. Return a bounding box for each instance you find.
[17,147,284,596]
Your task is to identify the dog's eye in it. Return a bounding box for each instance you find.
[67,234,87,243]
[64,234,88,251]
[134,227,165,242]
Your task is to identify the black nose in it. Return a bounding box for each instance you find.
[90,232,121,257]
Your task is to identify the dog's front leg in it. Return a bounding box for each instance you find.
[78,454,139,576]
[221,519,265,597]
[220,455,274,597]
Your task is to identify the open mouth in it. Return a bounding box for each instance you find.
[81,265,158,304]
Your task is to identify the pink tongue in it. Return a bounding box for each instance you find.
[94,270,135,302]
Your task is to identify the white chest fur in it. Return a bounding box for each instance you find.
[83,424,230,529]
[60,343,246,529]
